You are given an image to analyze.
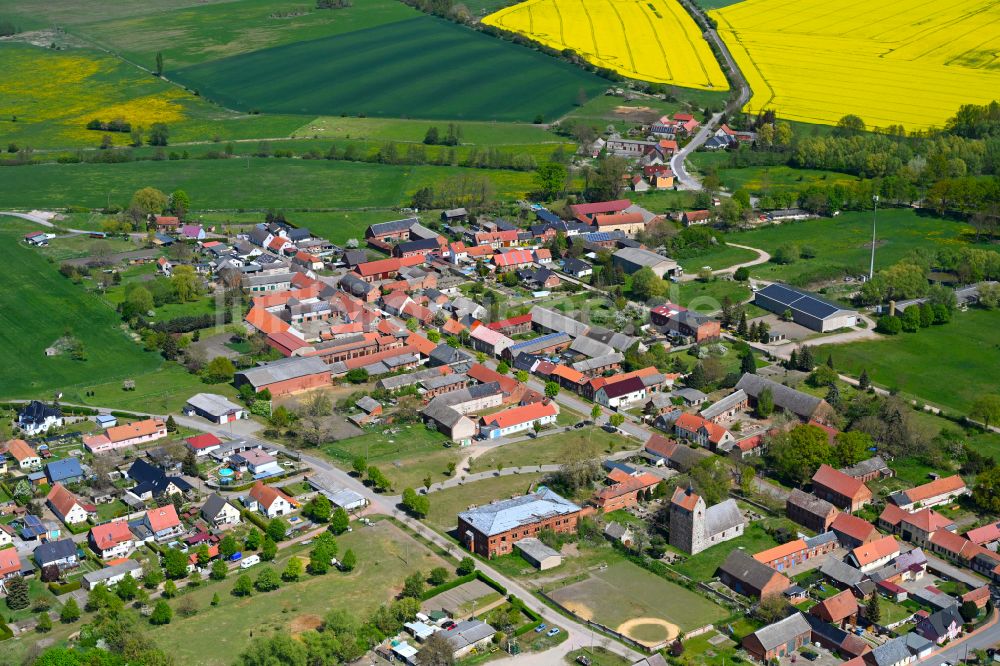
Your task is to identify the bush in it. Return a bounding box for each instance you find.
[47,580,81,595]
[875,315,902,335]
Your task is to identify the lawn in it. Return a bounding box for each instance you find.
[670,522,782,581]
[0,158,537,210]
[94,499,129,522]
[676,244,759,274]
[147,520,450,666]
[816,308,1000,413]
[733,209,974,287]
[674,279,752,312]
[0,221,176,401]
[322,423,462,493]
[715,165,859,196]
[296,115,567,146]
[172,13,606,123]
[469,428,632,473]
[425,473,546,532]
[547,561,729,641]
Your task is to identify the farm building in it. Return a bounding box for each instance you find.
[514,537,562,570]
[753,283,858,332]
[611,247,679,278]
[183,393,245,424]
[234,356,330,396]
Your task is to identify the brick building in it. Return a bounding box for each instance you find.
[812,464,872,512]
[234,356,330,397]
[457,488,582,558]
[786,489,840,533]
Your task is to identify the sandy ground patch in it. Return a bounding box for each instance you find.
[560,601,593,621]
[616,617,679,646]
[613,105,661,122]
[290,614,323,636]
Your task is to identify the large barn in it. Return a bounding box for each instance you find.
[753,283,857,332]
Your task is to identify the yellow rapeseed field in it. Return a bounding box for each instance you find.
[0,43,188,146]
[483,0,728,91]
[711,0,1000,130]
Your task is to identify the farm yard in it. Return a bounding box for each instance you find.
[546,561,729,646]
[712,0,1000,129]
[171,13,606,122]
[483,0,728,90]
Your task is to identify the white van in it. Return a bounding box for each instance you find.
[240,555,261,569]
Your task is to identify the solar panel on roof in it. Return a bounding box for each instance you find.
[795,296,839,319]
[760,283,800,304]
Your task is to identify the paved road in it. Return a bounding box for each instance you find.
[1,210,90,234]
[678,242,771,282]
[669,0,752,191]
[170,414,646,664]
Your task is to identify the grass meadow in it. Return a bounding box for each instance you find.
[0,159,536,210]
[732,209,974,286]
[172,15,606,122]
[816,308,1000,413]
[468,428,632,472]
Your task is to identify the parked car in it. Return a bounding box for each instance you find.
[546,627,561,637]
[534,624,546,633]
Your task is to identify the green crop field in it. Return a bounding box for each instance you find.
[172,15,606,122]
[732,209,974,287]
[816,308,1000,414]
[0,159,536,210]
[547,561,728,642]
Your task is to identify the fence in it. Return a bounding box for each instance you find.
[538,589,662,653]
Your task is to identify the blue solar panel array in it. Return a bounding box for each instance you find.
[758,283,841,319]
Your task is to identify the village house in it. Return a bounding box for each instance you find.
[82,559,143,590]
[17,400,64,435]
[672,412,735,450]
[812,464,873,512]
[231,448,283,479]
[83,418,168,455]
[89,520,134,559]
[479,401,559,439]
[457,487,582,558]
[840,455,894,483]
[45,458,84,485]
[185,432,223,457]
[469,325,514,358]
[0,549,21,581]
[594,376,647,410]
[753,533,838,572]
[247,482,298,519]
[125,459,192,501]
[145,504,184,541]
[5,439,41,470]
[47,483,93,525]
[201,493,242,527]
[593,466,661,512]
[811,589,859,627]
[35,538,79,571]
[650,303,720,342]
[915,605,963,645]
[848,534,901,572]
[888,475,968,510]
[735,373,836,423]
[877,504,955,548]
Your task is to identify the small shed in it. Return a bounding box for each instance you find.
[514,537,562,570]
[95,414,118,428]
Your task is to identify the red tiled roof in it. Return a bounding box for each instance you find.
[47,483,83,518]
[6,439,36,462]
[754,539,807,564]
[569,199,631,217]
[492,249,534,267]
[0,549,20,576]
[146,504,181,533]
[592,212,644,227]
[466,363,519,395]
[963,586,990,604]
[406,333,438,357]
[966,522,1000,545]
[831,513,877,542]
[674,412,706,433]
[811,589,858,623]
[850,534,899,567]
[245,305,290,335]
[812,465,870,501]
[355,257,401,277]
[186,433,223,450]
[644,434,677,459]
[481,401,558,429]
[550,364,584,384]
[684,210,711,221]
[105,419,165,444]
[671,486,700,511]
[249,482,298,510]
[900,475,966,504]
[879,503,908,528]
[487,314,532,331]
[91,520,132,549]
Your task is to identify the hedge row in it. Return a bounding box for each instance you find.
[109,411,145,419]
[240,508,269,532]
[420,570,507,602]
[48,580,81,595]
[509,594,543,637]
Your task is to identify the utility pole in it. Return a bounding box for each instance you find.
[869,194,879,281]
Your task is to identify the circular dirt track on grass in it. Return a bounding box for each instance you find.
[616,617,679,646]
